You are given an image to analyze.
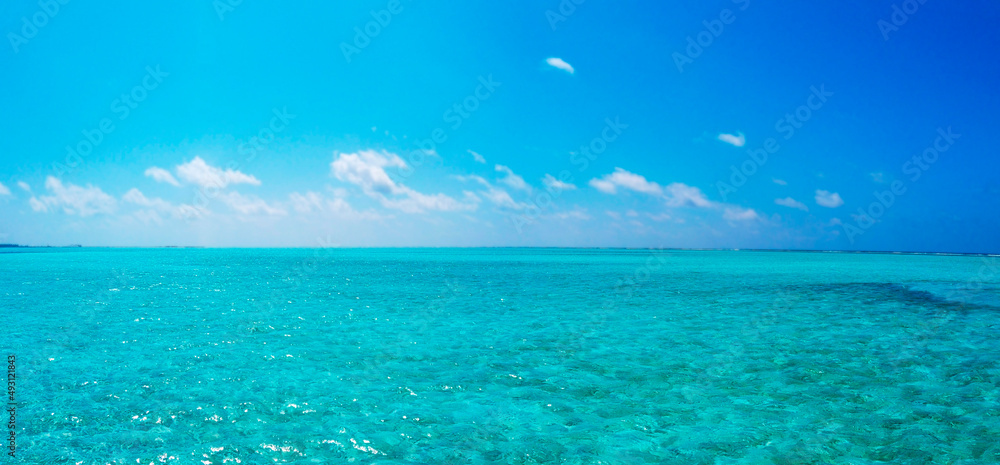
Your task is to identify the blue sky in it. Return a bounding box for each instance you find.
[1,1,998,252]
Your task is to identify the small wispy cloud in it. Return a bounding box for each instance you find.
[495,164,531,191]
[589,168,663,196]
[717,132,745,147]
[144,167,181,186]
[869,172,885,183]
[545,57,574,74]
[0,182,10,196]
[815,189,844,208]
[468,150,486,164]
[218,191,286,216]
[288,191,325,214]
[16,181,30,192]
[664,183,713,208]
[773,178,788,186]
[332,150,477,213]
[123,188,207,220]
[29,177,117,216]
[288,191,383,220]
[454,174,530,211]
[542,174,576,191]
[552,208,590,220]
[176,157,260,189]
[723,206,760,222]
[590,167,763,224]
[123,188,174,211]
[775,197,809,211]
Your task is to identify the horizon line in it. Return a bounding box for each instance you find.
[1,244,997,257]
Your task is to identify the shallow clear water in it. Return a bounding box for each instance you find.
[3,248,1000,464]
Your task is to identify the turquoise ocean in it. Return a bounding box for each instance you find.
[3,248,1000,464]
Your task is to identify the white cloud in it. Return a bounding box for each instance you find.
[484,188,527,210]
[28,197,46,212]
[29,177,117,216]
[468,150,486,164]
[591,168,763,223]
[552,208,590,220]
[773,178,788,186]
[379,190,477,214]
[589,168,663,196]
[218,191,286,216]
[331,150,407,195]
[288,191,383,220]
[774,197,809,212]
[455,174,528,211]
[542,174,576,191]
[815,190,844,208]
[455,174,490,188]
[123,188,173,211]
[717,132,746,147]
[289,191,325,214]
[664,183,713,208]
[495,164,530,191]
[723,207,760,222]
[545,57,574,74]
[331,150,476,213]
[144,167,181,187]
[605,211,621,220]
[176,157,261,189]
[326,197,357,216]
[0,182,9,196]
[16,181,30,192]
[590,179,615,194]
[870,172,885,183]
[122,188,207,219]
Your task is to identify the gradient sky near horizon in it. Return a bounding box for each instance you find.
[1,1,998,252]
